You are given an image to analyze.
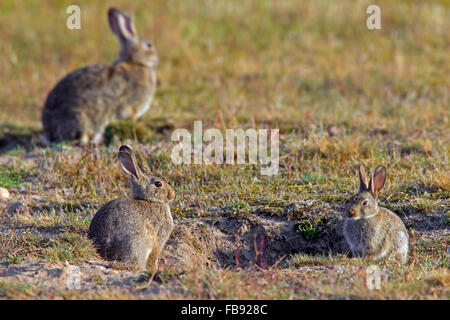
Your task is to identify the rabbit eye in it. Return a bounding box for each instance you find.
[154,181,162,188]
[145,42,152,48]
[362,200,369,206]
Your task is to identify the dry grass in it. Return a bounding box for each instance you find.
[0,0,448,299]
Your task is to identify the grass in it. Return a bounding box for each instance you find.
[0,0,448,299]
[296,221,324,240]
[0,165,33,189]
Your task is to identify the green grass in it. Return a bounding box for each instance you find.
[42,232,97,264]
[0,165,33,189]
[0,0,448,299]
[296,221,324,240]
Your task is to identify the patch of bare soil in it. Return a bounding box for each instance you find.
[0,261,138,291]
[162,213,348,271]
[0,259,369,299]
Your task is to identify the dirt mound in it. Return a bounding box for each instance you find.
[161,214,349,271]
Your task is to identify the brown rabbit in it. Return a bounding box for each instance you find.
[343,165,409,264]
[88,145,174,271]
[42,8,158,145]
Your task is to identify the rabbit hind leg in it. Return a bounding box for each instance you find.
[91,122,108,145]
[396,231,409,264]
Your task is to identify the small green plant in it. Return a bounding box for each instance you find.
[296,221,323,240]
[0,165,32,189]
[299,172,324,185]
[1,255,23,265]
[443,213,450,226]
[103,121,154,145]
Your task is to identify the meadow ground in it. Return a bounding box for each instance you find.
[0,0,448,299]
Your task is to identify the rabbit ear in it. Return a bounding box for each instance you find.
[370,166,386,196]
[108,8,138,44]
[358,164,369,191]
[118,145,142,180]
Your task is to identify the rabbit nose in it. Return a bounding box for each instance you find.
[348,208,359,218]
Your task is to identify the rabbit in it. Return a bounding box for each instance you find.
[42,8,158,146]
[343,165,409,264]
[88,145,175,271]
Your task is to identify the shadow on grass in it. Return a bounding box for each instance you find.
[0,119,175,155]
[0,123,41,155]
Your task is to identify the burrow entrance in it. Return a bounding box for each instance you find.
[162,213,349,270]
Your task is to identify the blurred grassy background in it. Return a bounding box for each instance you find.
[0,0,448,130]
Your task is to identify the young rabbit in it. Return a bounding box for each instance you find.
[88,145,175,271]
[343,165,408,264]
[42,8,158,145]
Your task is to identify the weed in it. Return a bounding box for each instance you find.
[296,221,323,240]
[0,165,32,189]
